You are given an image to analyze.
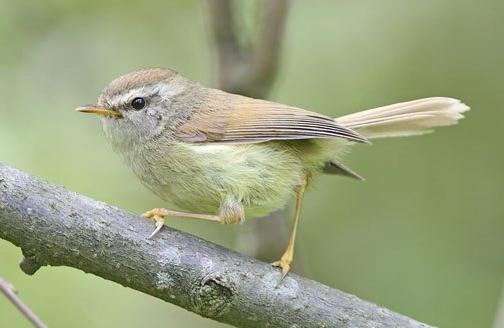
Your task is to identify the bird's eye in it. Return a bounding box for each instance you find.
[131,97,146,110]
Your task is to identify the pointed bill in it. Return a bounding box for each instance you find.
[75,105,123,118]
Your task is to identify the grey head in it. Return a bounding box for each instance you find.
[77,68,200,151]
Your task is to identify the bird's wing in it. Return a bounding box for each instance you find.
[175,90,367,144]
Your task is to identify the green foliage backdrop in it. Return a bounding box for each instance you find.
[0,1,503,327]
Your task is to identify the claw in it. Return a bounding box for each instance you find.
[148,216,165,239]
[142,208,169,239]
[271,259,291,282]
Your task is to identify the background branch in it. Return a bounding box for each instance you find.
[205,0,295,267]
[206,0,288,98]
[0,277,47,328]
[0,163,433,328]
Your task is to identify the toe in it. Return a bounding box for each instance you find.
[280,263,290,279]
[141,209,155,218]
[271,260,291,280]
[148,216,165,239]
[142,208,168,219]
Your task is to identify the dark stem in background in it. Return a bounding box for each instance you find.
[0,277,48,328]
[206,0,289,98]
[0,163,434,328]
[205,0,296,267]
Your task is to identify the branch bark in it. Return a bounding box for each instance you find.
[0,163,433,328]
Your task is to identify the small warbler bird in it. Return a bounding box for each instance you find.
[77,68,469,278]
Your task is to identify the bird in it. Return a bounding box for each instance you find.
[76,67,469,278]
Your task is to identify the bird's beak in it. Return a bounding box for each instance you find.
[75,104,123,118]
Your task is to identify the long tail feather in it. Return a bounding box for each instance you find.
[335,97,469,139]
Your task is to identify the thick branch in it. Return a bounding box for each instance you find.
[0,163,433,328]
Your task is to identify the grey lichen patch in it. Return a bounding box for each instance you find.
[191,276,235,318]
[156,272,175,290]
[158,246,181,267]
[199,256,214,274]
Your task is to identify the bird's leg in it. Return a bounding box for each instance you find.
[142,208,221,239]
[272,174,309,279]
[142,200,245,239]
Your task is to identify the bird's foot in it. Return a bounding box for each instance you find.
[271,255,292,281]
[142,208,169,239]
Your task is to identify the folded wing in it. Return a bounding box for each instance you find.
[176,90,367,144]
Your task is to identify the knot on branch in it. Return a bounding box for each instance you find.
[191,275,235,318]
[19,253,44,275]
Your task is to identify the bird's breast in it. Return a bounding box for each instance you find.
[123,140,306,217]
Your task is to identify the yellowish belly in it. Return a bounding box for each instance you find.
[135,142,303,217]
[127,139,347,218]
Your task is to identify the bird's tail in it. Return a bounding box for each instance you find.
[335,97,469,139]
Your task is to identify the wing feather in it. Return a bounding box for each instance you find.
[176,90,367,144]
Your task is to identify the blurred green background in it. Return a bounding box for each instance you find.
[1,0,503,327]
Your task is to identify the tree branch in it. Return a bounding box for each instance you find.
[0,277,48,328]
[0,163,433,327]
[206,0,289,98]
